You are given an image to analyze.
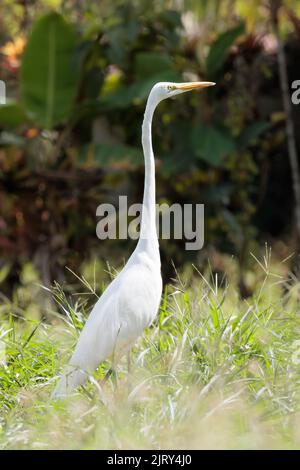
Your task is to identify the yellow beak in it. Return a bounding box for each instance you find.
[174,81,216,90]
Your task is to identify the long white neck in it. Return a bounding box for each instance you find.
[137,97,160,259]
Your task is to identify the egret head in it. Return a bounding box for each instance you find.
[149,81,216,106]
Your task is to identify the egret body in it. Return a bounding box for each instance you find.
[52,81,215,398]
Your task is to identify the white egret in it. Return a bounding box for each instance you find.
[52,80,215,398]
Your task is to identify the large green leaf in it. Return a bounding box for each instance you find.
[237,121,271,148]
[161,122,197,175]
[206,23,245,77]
[134,52,174,79]
[106,20,140,66]
[192,125,236,166]
[159,10,182,28]
[0,103,28,128]
[20,12,79,129]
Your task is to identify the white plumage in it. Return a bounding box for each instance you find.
[52,81,215,398]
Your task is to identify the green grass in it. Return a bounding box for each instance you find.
[0,248,300,449]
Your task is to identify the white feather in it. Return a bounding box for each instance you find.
[51,81,214,398]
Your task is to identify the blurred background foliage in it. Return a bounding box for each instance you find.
[1,0,300,301]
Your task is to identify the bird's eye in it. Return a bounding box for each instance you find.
[167,85,174,92]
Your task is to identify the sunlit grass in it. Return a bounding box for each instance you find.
[0,248,300,449]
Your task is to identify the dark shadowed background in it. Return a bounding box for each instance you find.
[1,0,300,300]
